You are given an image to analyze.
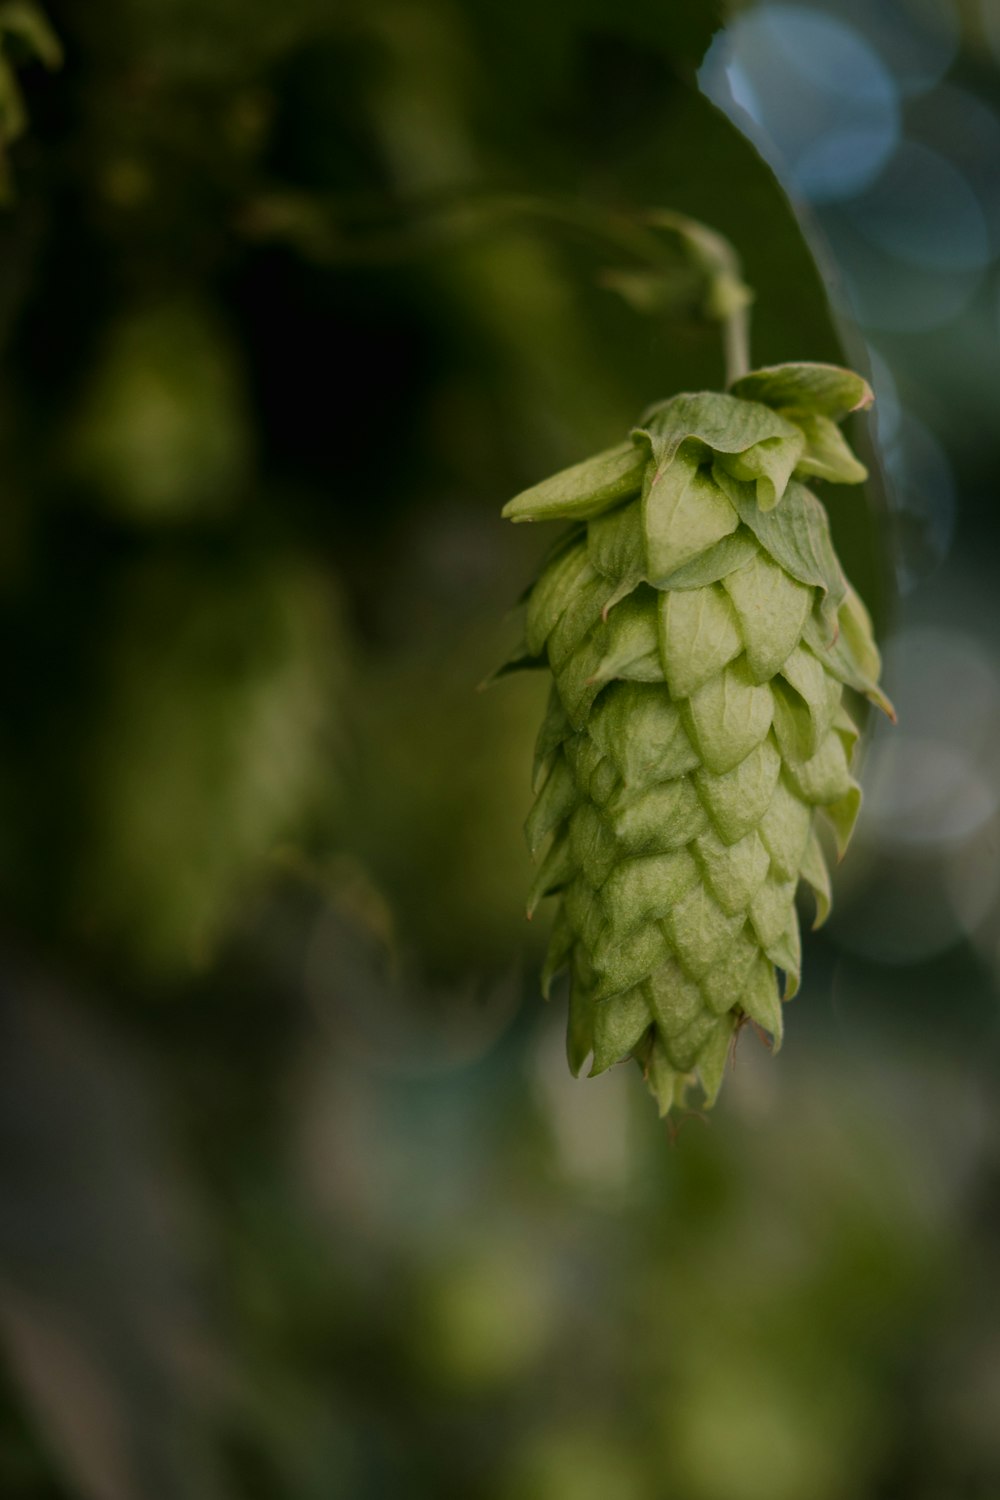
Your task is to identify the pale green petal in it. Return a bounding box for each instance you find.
[717,470,846,631]
[637,389,800,460]
[587,497,645,587]
[697,1013,737,1104]
[608,776,708,855]
[592,921,671,1002]
[682,657,774,774]
[778,646,842,759]
[740,956,784,1048]
[694,824,770,916]
[588,682,698,789]
[823,782,862,858]
[586,587,663,687]
[699,924,759,1016]
[663,882,745,978]
[532,686,573,788]
[757,775,812,881]
[799,827,833,928]
[716,428,805,510]
[642,446,739,583]
[525,538,593,656]
[526,831,573,916]
[657,529,759,590]
[590,987,652,1074]
[792,412,868,485]
[525,751,576,856]
[748,873,799,951]
[662,1010,723,1072]
[602,849,700,938]
[695,735,781,844]
[659,583,742,697]
[785,727,854,806]
[646,955,704,1033]
[566,976,595,1076]
[723,549,813,681]
[503,440,645,523]
[540,905,574,998]
[730,361,874,420]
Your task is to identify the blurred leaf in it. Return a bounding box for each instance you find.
[70,551,345,975]
[67,304,252,524]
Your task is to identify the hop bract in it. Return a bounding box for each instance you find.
[501,363,892,1115]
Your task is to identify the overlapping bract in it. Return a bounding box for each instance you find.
[502,363,891,1115]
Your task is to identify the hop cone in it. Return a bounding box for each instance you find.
[502,363,892,1115]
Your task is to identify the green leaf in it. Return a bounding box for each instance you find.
[503,441,645,523]
[640,444,739,583]
[0,3,63,69]
[658,583,742,698]
[722,549,813,682]
[681,657,774,775]
[731,362,874,420]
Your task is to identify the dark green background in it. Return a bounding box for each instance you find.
[0,2,995,1498]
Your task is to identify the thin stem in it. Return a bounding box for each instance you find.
[240,189,755,382]
[723,300,752,388]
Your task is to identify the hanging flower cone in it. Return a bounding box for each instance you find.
[501,362,893,1115]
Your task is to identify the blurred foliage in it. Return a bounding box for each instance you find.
[0,2,995,1499]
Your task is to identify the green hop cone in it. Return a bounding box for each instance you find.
[501,362,893,1116]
